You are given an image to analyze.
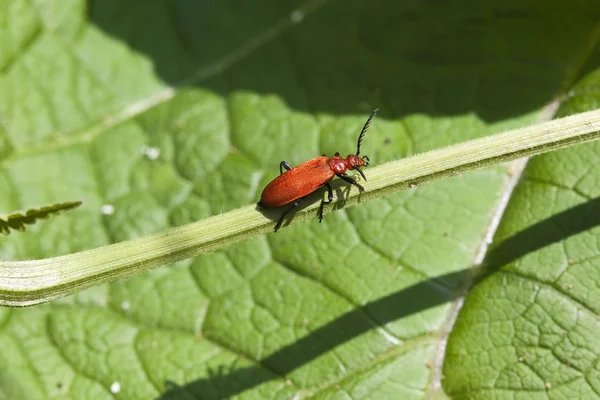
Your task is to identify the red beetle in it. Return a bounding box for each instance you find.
[258,109,378,231]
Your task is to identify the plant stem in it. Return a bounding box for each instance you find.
[2,109,600,306]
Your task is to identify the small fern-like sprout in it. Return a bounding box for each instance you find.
[0,201,83,235]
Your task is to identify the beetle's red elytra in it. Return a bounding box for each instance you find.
[258,109,378,232]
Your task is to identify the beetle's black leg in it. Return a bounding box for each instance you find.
[318,183,334,223]
[279,161,293,175]
[274,197,304,232]
[338,174,365,192]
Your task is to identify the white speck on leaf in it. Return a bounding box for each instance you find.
[121,301,131,310]
[141,145,161,160]
[110,382,121,394]
[101,204,115,215]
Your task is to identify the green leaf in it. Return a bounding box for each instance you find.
[0,201,82,235]
[444,69,600,397]
[0,1,599,400]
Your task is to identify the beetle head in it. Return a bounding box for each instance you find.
[351,108,377,181]
[346,154,368,181]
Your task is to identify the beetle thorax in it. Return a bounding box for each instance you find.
[328,155,348,175]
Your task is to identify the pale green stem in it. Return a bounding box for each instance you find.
[3,109,600,307]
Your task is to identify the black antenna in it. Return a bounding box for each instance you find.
[356,108,378,156]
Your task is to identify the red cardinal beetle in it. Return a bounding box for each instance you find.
[258,109,378,231]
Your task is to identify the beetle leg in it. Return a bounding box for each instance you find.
[279,161,293,175]
[318,184,334,223]
[274,197,304,232]
[338,174,365,192]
